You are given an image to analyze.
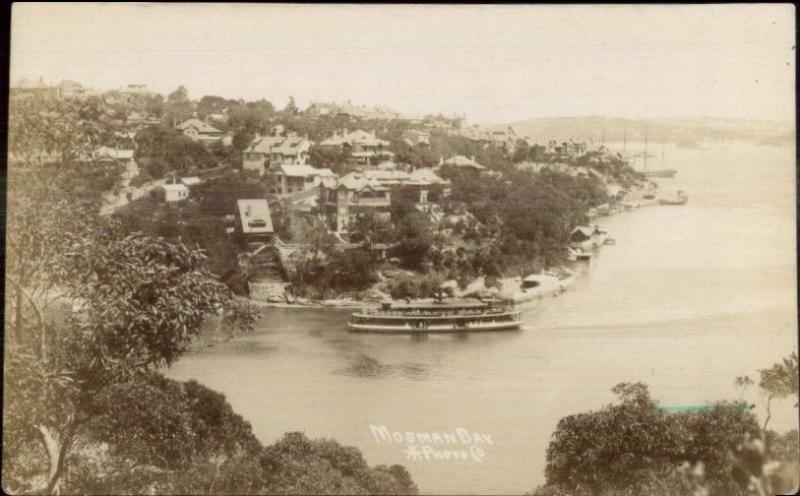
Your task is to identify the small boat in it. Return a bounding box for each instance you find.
[604,238,616,245]
[348,299,522,333]
[569,247,592,261]
[514,274,564,302]
[643,169,677,178]
[659,190,689,206]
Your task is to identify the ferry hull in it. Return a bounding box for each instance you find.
[347,320,522,333]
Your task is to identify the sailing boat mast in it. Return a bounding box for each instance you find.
[623,129,627,152]
[643,128,648,172]
[661,142,665,168]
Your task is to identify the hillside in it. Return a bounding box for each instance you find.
[486,116,794,145]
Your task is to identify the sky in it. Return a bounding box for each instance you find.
[10,3,796,124]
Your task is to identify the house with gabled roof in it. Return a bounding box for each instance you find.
[319,129,393,166]
[242,133,312,175]
[93,146,139,185]
[176,118,223,145]
[272,164,336,195]
[319,172,392,233]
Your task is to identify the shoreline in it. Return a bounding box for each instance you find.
[247,182,666,311]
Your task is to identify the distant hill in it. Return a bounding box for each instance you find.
[484,116,794,145]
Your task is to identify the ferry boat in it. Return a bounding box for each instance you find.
[348,299,522,333]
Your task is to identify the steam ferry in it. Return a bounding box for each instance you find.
[348,299,522,333]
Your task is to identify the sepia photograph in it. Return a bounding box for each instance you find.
[3,3,798,495]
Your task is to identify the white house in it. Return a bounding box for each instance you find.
[236,199,274,242]
[163,183,190,203]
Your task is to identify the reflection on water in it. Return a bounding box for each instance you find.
[167,143,797,495]
[335,354,433,381]
[336,353,393,379]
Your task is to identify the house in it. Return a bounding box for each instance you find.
[405,168,452,203]
[236,199,274,243]
[119,84,153,97]
[319,129,393,166]
[180,177,203,187]
[305,101,404,120]
[206,113,228,125]
[242,134,312,175]
[10,77,61,100]
[569,225,607,250]
[93,146,139,184]
[455,125,516,153]
[546,140,588,161]
[401,129,431,147]
[176,119,223,145]
[163,183,190,203]
[488,126,517,151]
[422,113,464,130]
[272,164,336,195]
[60,80,94,100]
[126,111,161,128]
[319,172,392,233]
[358,166,451,205]
[439,155,487,172]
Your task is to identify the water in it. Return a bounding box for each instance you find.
[167,142,797,495]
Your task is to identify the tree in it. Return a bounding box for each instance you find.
[8,98,113,172]
[3,173,257,493]
[348,212,396,246]
[537,382,759,496]
[164,85,193,126]
[396,212,434,271]
[758,352,799,431]
[308,144,350,173]
[135,124,213,173]
[197,95,229,118]
[192,170,268,217]
[283,95,298,115]
[259,432,417,495]
[512,139,531,163]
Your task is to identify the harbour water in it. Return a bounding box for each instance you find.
[167,142,797,494]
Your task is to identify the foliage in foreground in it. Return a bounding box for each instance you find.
[531,374,799,496]
[3,375,417,495]
[3,165,416,494]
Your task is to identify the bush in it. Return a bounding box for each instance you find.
[387,273,444,300]
[290,248,379,298]
[259,432,418,495]
[129,169,154,187]
[536,382,762,496]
